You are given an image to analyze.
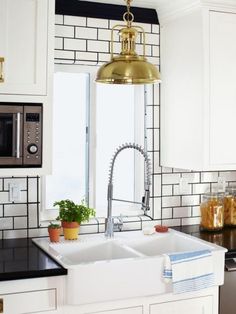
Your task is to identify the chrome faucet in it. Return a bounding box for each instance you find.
[105,143,152,238]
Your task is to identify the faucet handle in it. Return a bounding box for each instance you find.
[142,189,150,212]
[113,214,124,232]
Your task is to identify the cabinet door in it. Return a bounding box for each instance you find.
[87,307,143,314]
[0,0,48,95]
[209,11,236,168]
[0,289,56,314]
[150,296,213,314]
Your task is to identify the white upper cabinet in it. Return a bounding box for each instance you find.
[160,1,236,171]
[0,0,48,95]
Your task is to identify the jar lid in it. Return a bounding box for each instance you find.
[202,192,223,200]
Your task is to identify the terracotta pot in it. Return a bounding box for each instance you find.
[48,227,61,242]
[62,221,80,240]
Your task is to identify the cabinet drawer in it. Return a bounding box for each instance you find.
[150,296,213,314]
[0,288,56,314]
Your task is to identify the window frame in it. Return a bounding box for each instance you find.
[41,64,147,221]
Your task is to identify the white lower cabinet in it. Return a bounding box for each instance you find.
[0,277,219,314]
[86,307,143,314]
[0,276,65,314]
[1,289,56,314]
[150,296,213,314]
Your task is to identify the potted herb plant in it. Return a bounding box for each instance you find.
[54,199,95,240]
[48,222,61,242]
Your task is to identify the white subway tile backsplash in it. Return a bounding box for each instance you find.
[0,192,9,203]
[88,40,109,52]
[173,207,191,218]
[28,228,48,238]
[55,37,63,50]
[182,217,201,226]
[181,172,200,183]
[98,29,119,41]
[64,38,86,51]
[136,44,152,56]
[55,14,63,25]
[146,106,159,129]
[162,167,173,173]
[162,185,173,196]
[76,27,97,39]
[147,56,160,66]
[134,22,152,33]
[0,205,2,217]
[55,25,74,38]
[153,152,161,174]
[219,171,236,182]
[3,230,27,239]
[153,198,162,219]
[162,196,180,208]
[192,206,200,217]
[4,178,27,191]
[0,218,13,230]
[4,204,27,217]
[145,33,160,45]
[76,51,98,61]
[163,173,181,185]
[192,183,210,194]
[152,24,160,34]
[153,85,160,105]
[64,15,86,27]
[174,184,192,195]
[55,50,75,60]
[201,172,218,183]
[14,217,27,229]
[153,175,161,197]
[162,207,172,219]
[162,219,181,227]
[29,204,38,228]
[98,53,110,62]
[182,195,200,206]
[87,17,109,28]
[109,19,124,29]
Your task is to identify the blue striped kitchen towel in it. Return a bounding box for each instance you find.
[163,249,214,294]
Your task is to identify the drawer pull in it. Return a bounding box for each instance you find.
[0,298,3,313]
[0,57,4,83]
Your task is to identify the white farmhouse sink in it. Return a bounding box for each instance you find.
[33,229,226,305]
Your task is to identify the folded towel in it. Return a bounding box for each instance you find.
[163,249,214,294]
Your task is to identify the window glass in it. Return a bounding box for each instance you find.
[44,72,89,209]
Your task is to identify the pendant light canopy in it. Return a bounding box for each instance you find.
[96,0,161,85]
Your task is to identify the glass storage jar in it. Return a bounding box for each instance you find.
[224,187,236,226]
[200,193,224,231]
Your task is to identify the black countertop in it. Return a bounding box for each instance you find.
[0,238,67,281]
[173,225,236,258]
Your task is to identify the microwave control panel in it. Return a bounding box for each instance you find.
[23,106,42,166]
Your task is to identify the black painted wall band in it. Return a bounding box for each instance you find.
[56,0,159,25]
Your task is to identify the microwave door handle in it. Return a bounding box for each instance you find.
[15,112,21,159]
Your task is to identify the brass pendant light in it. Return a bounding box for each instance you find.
[96,0,161,85]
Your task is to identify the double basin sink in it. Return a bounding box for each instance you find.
[33,229,226,305]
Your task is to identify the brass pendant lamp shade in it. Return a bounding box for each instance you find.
[96,0,161,85]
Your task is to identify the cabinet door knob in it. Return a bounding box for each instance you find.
[0,298,3,313]
[0,57,4,83]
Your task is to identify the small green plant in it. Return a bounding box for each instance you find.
[54,199,95,224]
[48,222,61,229]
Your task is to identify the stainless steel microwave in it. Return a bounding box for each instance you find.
[0,103,42,167]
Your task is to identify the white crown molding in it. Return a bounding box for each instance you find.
[155,0,236,24]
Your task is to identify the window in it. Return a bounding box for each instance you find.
[42,65,146,219]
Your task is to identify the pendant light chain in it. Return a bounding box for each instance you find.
[124,0,134,27]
